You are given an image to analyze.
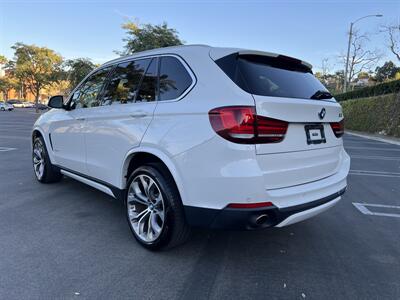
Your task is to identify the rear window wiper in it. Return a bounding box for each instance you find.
[310,90,333,100]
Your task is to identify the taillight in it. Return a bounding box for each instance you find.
[330,119,344,138]
[256,115,288,143]
[208,106,288,144]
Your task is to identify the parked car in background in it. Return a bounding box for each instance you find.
[23,102,35,108]
[32,45,349,250]
[37,103,49,110]
[7,99,24,108]
[0,101,14,111]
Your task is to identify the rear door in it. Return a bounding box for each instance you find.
[215,53,345,189]
[84,57,158,186]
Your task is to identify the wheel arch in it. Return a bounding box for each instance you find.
[32,127,47,149]
[121,147,187,205]
[32,128,44,142]
[32,127,56,163]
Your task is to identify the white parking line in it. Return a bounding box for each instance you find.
[353,203,400,218]
[346,132,400,146]
[349,170,400,178]
[350,155,400,161]
[346,146,400,151]
[351,169,400,175]
[345,141,392,146]
[0,147,17,152]
[0,135,30,141]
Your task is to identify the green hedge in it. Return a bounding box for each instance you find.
[335,80,400,102]
[341,93,400,137]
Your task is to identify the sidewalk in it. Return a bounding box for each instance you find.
[346,130,400,146]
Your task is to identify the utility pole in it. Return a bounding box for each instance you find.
[343,14,383,93]
[343,22,353,93]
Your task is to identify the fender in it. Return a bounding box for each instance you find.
[121,146,188,206]
[31,126,57,165]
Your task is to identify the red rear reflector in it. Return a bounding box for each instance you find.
[227,202,273,209]
[330,119,344,138]
[209,106,288,144]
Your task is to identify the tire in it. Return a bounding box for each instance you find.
[126,164,191,250]
[32,136,63,183]
[0,107,4,111]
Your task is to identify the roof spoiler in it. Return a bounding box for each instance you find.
[237,50,313,70]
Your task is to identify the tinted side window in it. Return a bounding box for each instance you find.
[159,57,192,101]
[136,58,158,102]
[70,67,111,109]
[101,59,150,105]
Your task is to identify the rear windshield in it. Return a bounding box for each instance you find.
[216,54,332,100]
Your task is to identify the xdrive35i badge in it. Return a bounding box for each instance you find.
[318,108,326,120]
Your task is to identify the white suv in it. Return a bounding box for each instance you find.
[32,45,350,250]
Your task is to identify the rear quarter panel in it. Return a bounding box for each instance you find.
[140,49,263,208]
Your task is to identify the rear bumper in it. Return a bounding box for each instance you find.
[184,187,346,230]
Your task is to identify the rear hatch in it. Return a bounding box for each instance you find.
[214,51,344,189]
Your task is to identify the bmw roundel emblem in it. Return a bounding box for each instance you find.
[318,108,326,120]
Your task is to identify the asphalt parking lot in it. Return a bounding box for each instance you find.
[0,108,399,299]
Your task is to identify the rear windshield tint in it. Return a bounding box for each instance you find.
[216,54,331,100]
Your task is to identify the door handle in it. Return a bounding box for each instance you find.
[76,118,85,121]
[130,112,147,118]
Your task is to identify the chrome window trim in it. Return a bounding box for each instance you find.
[67,53,196,106]
[155,54,197,103]
[65,65,115,107]
[102,54,196,103]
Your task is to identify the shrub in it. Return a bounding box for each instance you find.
[335,80,400,102]
[341,93,400,137]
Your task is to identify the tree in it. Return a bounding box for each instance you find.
[42,80,70,97]
[10,43,63,112]
[341,30,381,87]
[357,72,369,79]
[375,61,400,82]
[65,58,96,89]
[315,71,323,82]
[118,20,183,55]
[334,70,345,92]
[0,55,7,65]
[380,23,400,62]
[0,55,17,100]
[0,76,17,100]
[320,57,332,80]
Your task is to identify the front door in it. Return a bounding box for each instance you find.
[50,67,112,175]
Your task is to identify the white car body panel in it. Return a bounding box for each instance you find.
[84,102,157,185]
[32,45,350,229]
[48,109,87,174]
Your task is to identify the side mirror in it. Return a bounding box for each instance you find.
[48,95,64,109]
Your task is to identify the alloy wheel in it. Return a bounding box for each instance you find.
[127,174,165,243]
[33,141,45,180]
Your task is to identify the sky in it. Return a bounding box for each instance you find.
[0,0,399,73]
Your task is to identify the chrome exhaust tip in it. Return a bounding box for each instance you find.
[255,214,269,226]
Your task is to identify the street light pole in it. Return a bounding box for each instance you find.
[343,14,383,93]
[343,22,353,93]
